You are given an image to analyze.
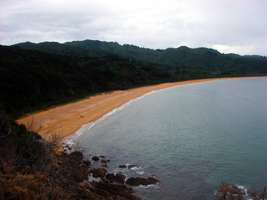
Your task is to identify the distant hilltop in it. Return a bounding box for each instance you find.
[12,39,266,70]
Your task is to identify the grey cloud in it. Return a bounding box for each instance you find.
[0,0,266,55]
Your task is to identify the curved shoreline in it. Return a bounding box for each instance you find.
[16,77,264,141]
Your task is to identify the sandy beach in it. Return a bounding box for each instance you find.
[16,77,258,141]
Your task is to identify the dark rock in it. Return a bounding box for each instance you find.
[126,176,159,186]
[79,180,92,190]
[119,164,127,169]
[106,173,126,184]
[92,156,99,161]
[69,151,83,161]
[83,160,91,167]
[90,168,107,178]
[94,182,141,200]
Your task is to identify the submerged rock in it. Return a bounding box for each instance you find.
[126,176,159,187]
[106,173,126,184]
[92,156,99,161]
[119,164,127,169]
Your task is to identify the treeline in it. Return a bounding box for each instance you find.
[0,46,174,117]
[1,40,267,118]
[13,40,267,75]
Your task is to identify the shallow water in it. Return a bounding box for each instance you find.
[74,78,267,200]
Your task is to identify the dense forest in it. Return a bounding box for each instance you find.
[1,40,267,118]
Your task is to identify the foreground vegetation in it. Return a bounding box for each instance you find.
[0,113,140,200]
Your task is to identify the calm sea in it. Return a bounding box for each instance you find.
[74,78,267,200]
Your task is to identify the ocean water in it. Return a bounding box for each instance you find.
[73,78,267,200]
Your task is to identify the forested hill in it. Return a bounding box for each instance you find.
[1,40,267,117]
[14,40,267,74]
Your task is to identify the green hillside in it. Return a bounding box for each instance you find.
[1,40,267,117]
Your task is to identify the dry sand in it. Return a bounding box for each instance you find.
[16,77,258,141]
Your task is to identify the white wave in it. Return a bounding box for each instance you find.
[237,184,248,196]
[136,170,145,175]
[64,83,191,147]
[63,123,94,149]
[135,183,160,189]
[63,82,207,152]
[127,165,145,175]
[63,89,161,147]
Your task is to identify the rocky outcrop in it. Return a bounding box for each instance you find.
[106,173,126,184]
[126,176,159,187]
[215,184,265,200]
[0,114,141,200]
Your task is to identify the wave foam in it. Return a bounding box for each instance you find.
[63,89,162,147]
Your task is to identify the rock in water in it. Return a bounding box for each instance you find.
[126,176,159,187]
[119,164,127,169]
[92,156,99,161]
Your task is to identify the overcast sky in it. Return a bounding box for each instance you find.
[0,0,266,55]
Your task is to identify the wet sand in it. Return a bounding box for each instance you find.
[16,77,258,141]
